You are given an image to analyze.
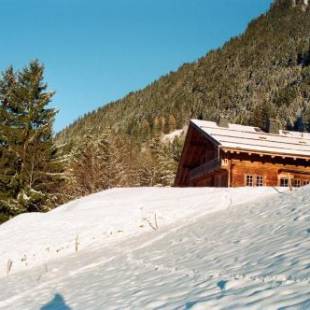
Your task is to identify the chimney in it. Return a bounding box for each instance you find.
[218,117,229,128]
[268,118,280,134]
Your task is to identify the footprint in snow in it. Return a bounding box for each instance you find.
[184,301,198,309]
[217,280,228,291]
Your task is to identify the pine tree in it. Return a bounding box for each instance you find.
[168,115,177,132]
[146,138,177,186]
[66,133,110,196]
[152,116,161,135]
[156,145,177,185]
[294,109,306,131]
[0,67,19,217]
[141,119,151,139]
[0,61,63,218]
[66,130,133,196]
[252,102,272,131]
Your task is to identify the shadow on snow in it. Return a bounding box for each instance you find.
[40,293,71,310]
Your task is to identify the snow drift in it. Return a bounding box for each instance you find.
[0,186,309,309]
[0,187,276,278]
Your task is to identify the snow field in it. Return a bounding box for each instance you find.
[0,187,277,278]
[1,186,310,309]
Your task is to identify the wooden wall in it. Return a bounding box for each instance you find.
[226,153,310,187]
[230,160,279,186]
[175,124,219,186]
[192,170,228,187]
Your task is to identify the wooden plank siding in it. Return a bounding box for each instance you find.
[230,159,310,187]
[223,151,310,187]
[189,158,221,181]
[175,123,219,186]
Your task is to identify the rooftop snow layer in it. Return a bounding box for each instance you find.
[191,119,310,157]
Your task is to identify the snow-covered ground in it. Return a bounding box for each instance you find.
[161,127,185,143]
[0,186,310,309]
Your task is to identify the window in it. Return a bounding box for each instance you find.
[246,175,253,186]
[303,180,310,186]
[245,175,264,187]
[280,178,289,187]
[256,176,264,187]
[293,179,302,187]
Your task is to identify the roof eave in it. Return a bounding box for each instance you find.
[221,147,310,161]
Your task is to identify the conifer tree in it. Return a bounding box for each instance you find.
[68,136,109,196]
[0,61,63,218]
[141,119,151,138]
[152,116,161,135]
[252,102,272,131]
[142,137,177,186]
[0,67,18,217]
[66,130,133,197]
[168,115,177,132]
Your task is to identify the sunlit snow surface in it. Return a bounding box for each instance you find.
[0,187,310,309]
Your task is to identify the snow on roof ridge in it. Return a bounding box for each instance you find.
[279,129,310,139]
[191,119,261,133]
[191,119,310,140]
[190,119,310,157]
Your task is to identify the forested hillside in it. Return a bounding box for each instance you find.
[55,0,310,199]
[58,0,310,141]
[44,0,310,203]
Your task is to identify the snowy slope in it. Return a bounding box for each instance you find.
[0,187,274,278]
[0,186,310,309]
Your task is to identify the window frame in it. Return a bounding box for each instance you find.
[256,175,264,187]
[293,179,302,187]
[245,174,254,187]
[280,177,289,187]
[245,174,265,187]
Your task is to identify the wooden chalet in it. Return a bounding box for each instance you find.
[175,119,310,187]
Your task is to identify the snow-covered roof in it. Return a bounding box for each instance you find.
[191,119,310,158]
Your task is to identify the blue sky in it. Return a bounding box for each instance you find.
[0,0,273,132]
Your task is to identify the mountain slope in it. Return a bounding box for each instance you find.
[57,0,310,146]
[0,186,309,309]
[50,0,310,197]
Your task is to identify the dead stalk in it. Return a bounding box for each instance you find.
[6,259,12,276]
[154,212,159,230]
[144,212,159,231]
[75,235,79,252]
